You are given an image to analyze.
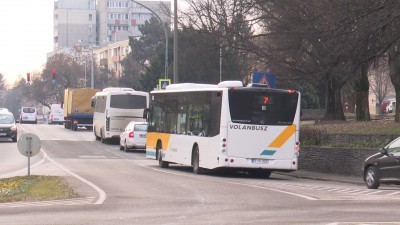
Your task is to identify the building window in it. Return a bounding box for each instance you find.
[89,14,92,21]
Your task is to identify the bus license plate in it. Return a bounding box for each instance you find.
[252,159,270,164]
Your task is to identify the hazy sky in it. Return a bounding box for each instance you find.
[0,0,54,86]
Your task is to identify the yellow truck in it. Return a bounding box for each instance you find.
[63,88,98,131]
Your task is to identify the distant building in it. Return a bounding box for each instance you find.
[53,0,97,50]
[97,0,171,46]
[51,0,171,79]
[93,40,131,78]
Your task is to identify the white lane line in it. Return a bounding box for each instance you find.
[137,164,317,201]
[364,190,384,195]
[41,148,106,205]
[386,191,400,196]
[0,197,94,208]
[0,151,47,178]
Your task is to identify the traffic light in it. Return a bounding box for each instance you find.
[27,73,30,82]
[52,70,57,84]
[52,69,57,80]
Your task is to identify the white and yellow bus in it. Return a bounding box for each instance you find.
[145,81,301,177]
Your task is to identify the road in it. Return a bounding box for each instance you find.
[1,124,400,225]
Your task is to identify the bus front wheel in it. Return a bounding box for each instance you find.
[192,146,202,174]
[157,143,169,168]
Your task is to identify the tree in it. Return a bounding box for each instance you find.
[119,16,168,90]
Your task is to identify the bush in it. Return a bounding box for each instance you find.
[300,127,329,146]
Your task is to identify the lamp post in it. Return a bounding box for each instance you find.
[90,35,94,88]
[130,0,168,79]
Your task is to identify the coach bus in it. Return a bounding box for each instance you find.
[145,81,301,177]
[92,87,149,143]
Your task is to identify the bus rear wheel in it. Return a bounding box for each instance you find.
[192,146,202,174]
[157,143,169,168]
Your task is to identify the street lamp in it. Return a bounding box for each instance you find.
[130,0,168,79]
[78,38,94,88]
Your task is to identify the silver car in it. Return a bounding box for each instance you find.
[119,121,147,152]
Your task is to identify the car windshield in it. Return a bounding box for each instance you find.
[0,114,15,124]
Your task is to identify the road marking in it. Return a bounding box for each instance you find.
[386,191,400,196]
[78,155,107,159]
[42,148,106,205]
[0,197,95,208]
[137,164,317,201]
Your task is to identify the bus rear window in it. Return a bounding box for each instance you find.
[110,95,147,109]
[228,89,298,125]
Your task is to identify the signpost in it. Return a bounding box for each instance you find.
[159,79,171,90]
[252,72,276,88]
[17,133,41,176]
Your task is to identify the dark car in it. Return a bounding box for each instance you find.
[363,137,400,189]
[0,112,17,142]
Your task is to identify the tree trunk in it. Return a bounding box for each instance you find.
[389,44,400,123]
[354,63,371,121]
[323,74,346,121]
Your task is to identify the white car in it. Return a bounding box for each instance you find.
[119,121,147,152]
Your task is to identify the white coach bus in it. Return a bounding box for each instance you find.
[92,87,149,143]
[145,81,301,177]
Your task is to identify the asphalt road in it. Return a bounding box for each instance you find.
[1,124,400,225]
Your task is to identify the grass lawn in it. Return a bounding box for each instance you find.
[0,176,77,203]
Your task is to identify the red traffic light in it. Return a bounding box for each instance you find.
[27,73,31,82]
[52,70,57,75]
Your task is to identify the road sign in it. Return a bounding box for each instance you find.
[159,79,171,90]
[17,133,41,157]
[252,72,276,88]
[17,133,41,176]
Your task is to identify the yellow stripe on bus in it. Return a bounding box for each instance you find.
[268,125,296,148]
[147,132,171,151]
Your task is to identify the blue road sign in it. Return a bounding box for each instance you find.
[252,72,276,88]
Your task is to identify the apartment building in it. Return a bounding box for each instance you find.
[97,0,170,45]
[53,0,97,50]
[52,0,171,78]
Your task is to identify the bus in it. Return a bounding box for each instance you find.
[145,81,301,177]
[92,87,149,143]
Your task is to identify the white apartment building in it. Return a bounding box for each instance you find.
[53,0,97,50]
[97,0,171,45]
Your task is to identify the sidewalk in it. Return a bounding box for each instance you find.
[275,170,365,185]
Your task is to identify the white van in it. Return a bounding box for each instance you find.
[92,87,149,143]
[49,104,65,125]
[19,107,37,124]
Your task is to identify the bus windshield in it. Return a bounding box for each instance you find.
[110,95,147,109]
[228,89,298,125]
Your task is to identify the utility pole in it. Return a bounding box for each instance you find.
[173,0,178,83]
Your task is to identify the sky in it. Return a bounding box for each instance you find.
[0,1,54,86]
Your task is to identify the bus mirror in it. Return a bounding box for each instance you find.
[143,108,148,120]
[91,97,95,108]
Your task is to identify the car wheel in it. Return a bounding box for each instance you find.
[157,143,169,168]
[192,146,202,174]
[100,130,106,144]
[124,141,130,152]
[365,166,380,189]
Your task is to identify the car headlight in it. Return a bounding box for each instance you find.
[10,125,17,131]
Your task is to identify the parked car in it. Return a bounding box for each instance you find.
[119,121,147,152]
[0,112,17,142]
[0,108,9,112]
[19,107,37,124]
[381,98,396,114]
[363,137,400,189]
